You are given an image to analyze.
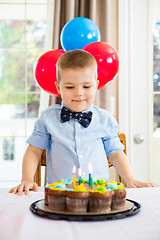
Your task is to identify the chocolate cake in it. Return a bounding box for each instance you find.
[48,188,66,211]
[111,188,126,210]
[89,190,113,213]
[66,191,89,213]
[45,179,126,213]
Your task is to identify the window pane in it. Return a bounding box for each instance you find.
[153,45,160,91]
[0,94,26,118]
[26,93,40,137]
[154,94,160,130]
[0,49,25,92]
[0,20,25,48]
[26,4,47,49]
[0,136,25,182]
[153,72,160,91]
[3,137,14,161]
[0,4,25,48]
[0,94,25,137]
[153,20,160,133]
[153,20,160,45]
[27,49,42,92]
[27,93,40,118]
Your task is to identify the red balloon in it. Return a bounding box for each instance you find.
[83,42,119,89]
[34,49,65,96]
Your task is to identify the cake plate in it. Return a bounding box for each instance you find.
[30,199,141,221]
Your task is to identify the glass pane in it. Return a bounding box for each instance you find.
[153,19,160,133]
[0,94,25,137]
[0,136,25,182]
[153,94,160,131]
[26,118,36,138]
[0,49,25,92]
[153,45,160,91]
[26,4,47,49]
[27,93,40,118]
[0,94,26,118]
[3,137,14,161]
[27,49,42,92]
[0,4,25,48]
[153,72,160,91]
[153,20,160,45]
[26,93,40,136]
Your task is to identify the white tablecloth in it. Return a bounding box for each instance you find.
[0,187,160,240]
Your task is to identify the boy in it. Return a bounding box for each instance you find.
[9,50,155,195]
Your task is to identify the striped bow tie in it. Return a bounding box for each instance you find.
[60,107,92,128]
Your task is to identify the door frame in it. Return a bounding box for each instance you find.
[118,0,150,181]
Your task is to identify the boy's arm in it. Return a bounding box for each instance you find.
[9,145,43,195]
[108,151,156,187]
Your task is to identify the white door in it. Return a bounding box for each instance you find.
[118,0,156,182]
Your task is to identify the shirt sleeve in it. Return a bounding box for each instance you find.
[102,114,124,155]
[27,113,50,150]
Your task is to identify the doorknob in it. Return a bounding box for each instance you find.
[134,134,144,144]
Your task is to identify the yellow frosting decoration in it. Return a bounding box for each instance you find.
[117,186,125,190]
[74,183,86,192]
[106,181,117,184]
[89,189,106,194]
[50,187,65,191]
[48,180,63,188]
[101,184,106,187]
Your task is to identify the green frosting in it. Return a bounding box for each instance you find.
[81,178,88,183]
[95,179,106,185]
[73,189,87,192]
[58,180,62,183]
[96,185,106,191]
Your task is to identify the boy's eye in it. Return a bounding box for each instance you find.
[83,86,91,88]
[66,86,74,89]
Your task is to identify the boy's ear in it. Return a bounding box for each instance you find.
[55,81,61,95]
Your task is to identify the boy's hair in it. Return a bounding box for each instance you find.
[56,49,97,82]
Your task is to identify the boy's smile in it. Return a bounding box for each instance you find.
[55,67,99,112]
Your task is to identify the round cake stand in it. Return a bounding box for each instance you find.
[30,199,141,221]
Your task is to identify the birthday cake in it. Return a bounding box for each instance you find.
[45,179,126,213]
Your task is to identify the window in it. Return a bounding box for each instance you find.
[153,20,160,132]
[3,137,14,161]
[0,0,47,187]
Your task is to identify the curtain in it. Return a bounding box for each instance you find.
[49,0,119,119]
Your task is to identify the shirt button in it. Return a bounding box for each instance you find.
[80,155,83,159]
[77,138,81,143]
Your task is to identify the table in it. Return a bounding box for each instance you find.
[0,187,160,240]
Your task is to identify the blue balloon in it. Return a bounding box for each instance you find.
[60,17,101,52]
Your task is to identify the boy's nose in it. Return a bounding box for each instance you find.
[75,87,83,96]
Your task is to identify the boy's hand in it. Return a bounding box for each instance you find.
[9,181,39,195]
[126,178,157,188]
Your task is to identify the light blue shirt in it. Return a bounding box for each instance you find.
[27,103,124,183]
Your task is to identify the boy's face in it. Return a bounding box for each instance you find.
[55,66,99,112]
